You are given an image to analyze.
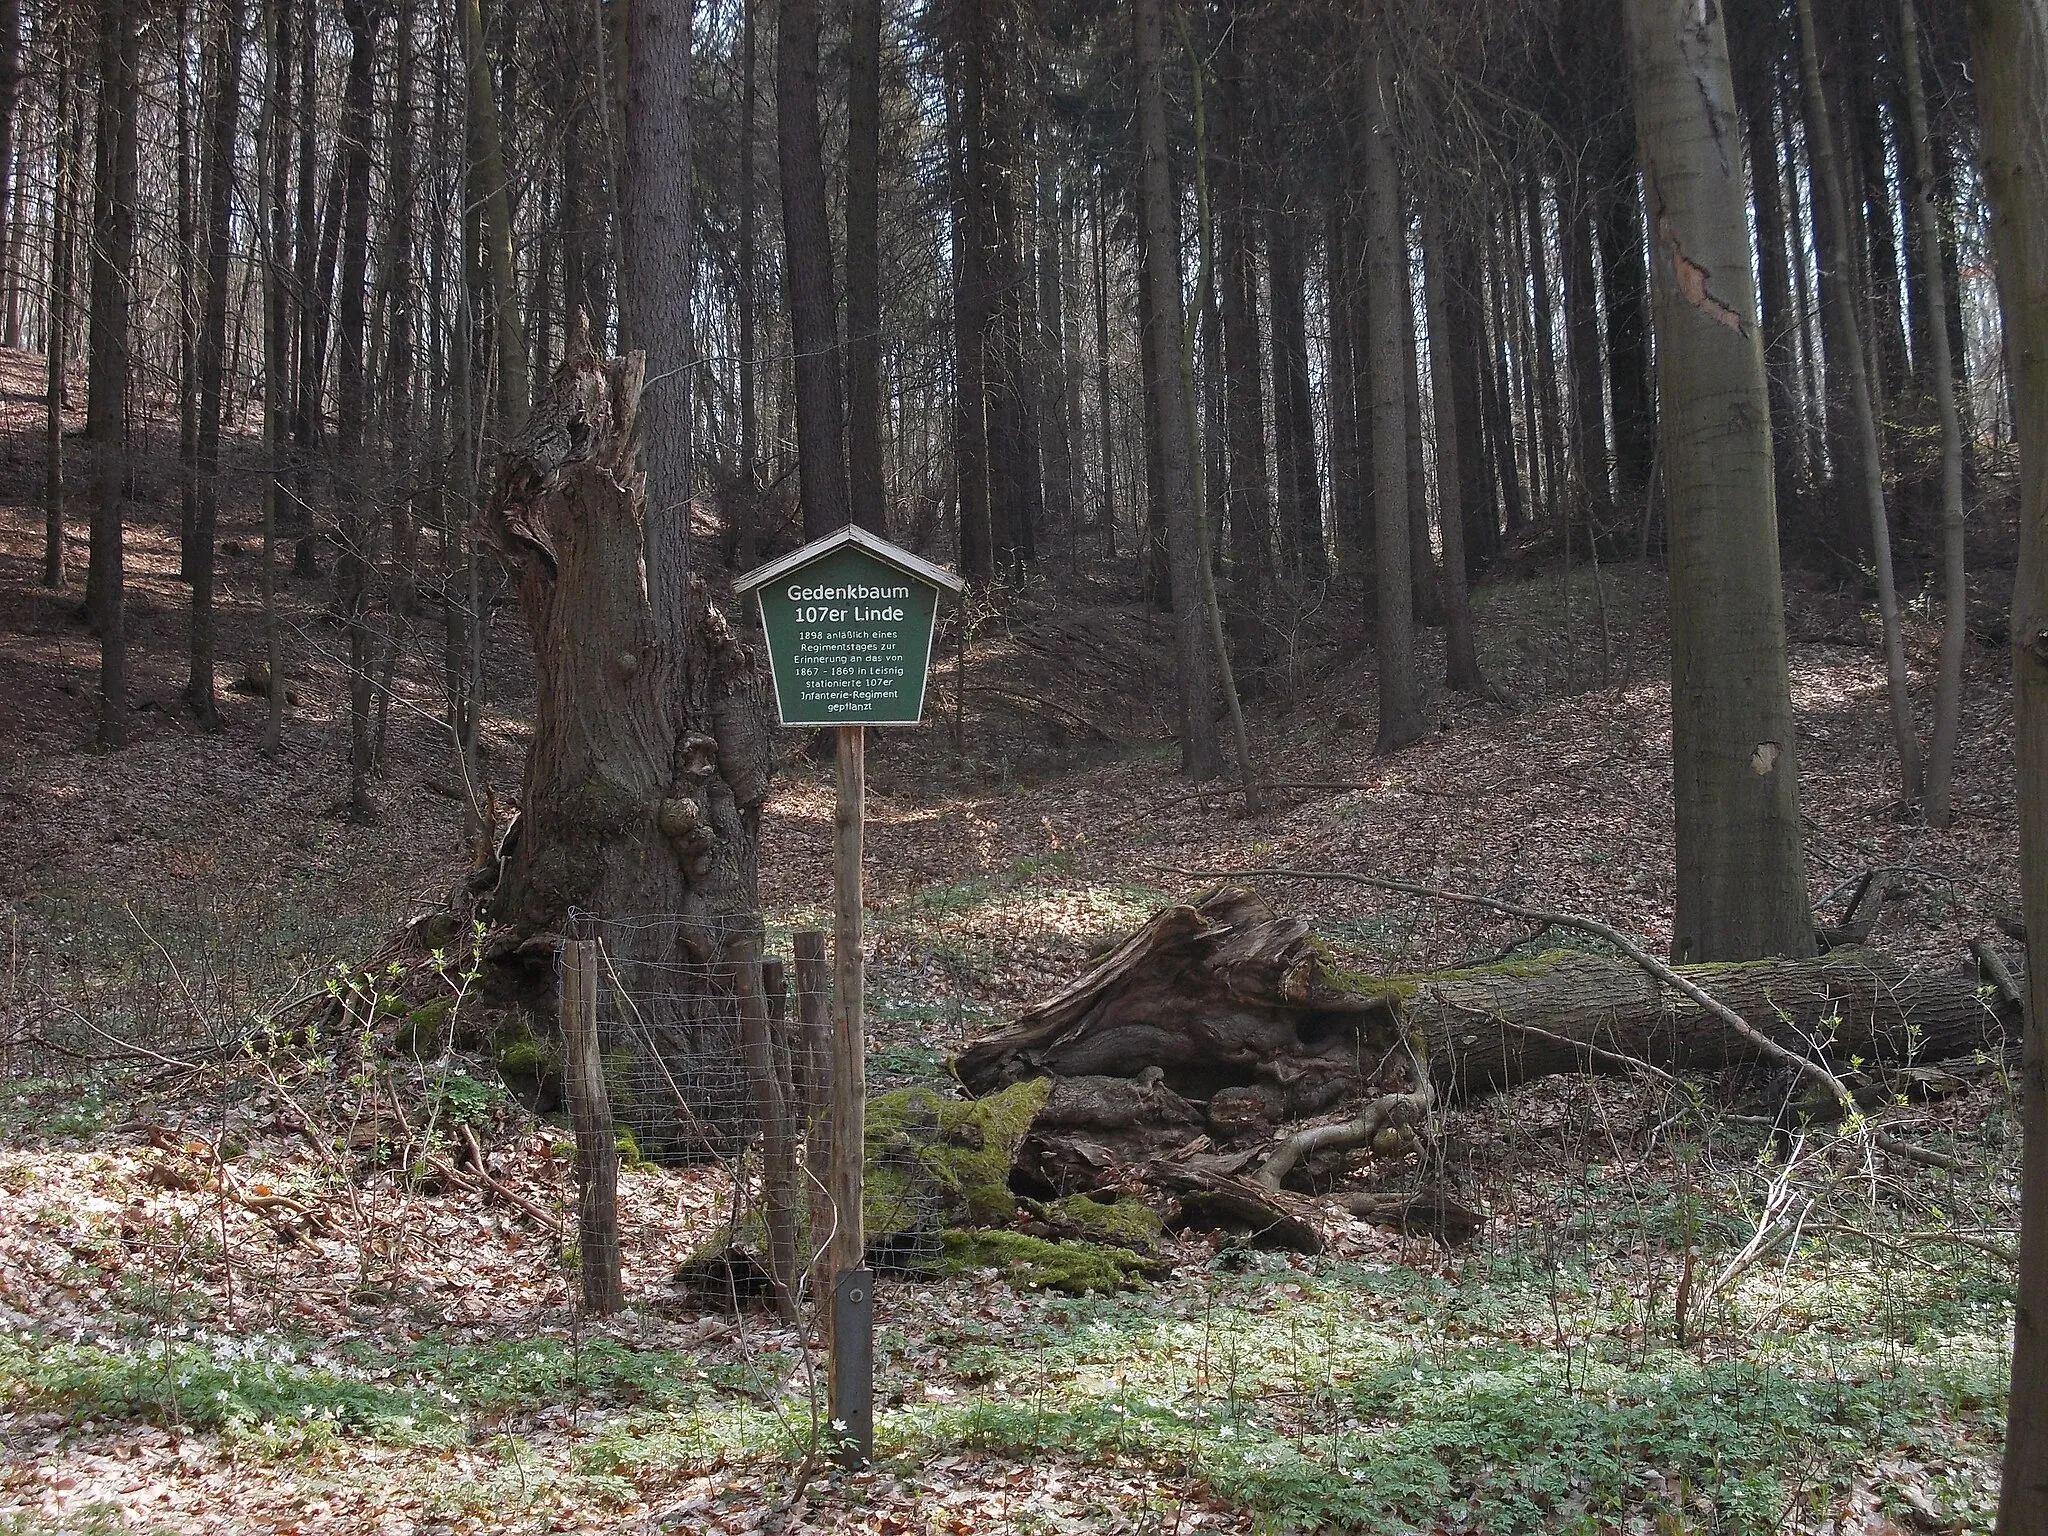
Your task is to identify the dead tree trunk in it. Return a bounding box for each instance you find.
[957,889,2013,1109]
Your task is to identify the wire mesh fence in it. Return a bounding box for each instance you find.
[574,911,947,1317]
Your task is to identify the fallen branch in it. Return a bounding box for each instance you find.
[1258,1080,1432,1192]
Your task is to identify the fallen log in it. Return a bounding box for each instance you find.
[957,888,2016,1108]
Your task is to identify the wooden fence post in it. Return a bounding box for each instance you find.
[794,929,833,1263]
[560,939,623,1315]
[736,943,800,1320]
[829,724,872,1466]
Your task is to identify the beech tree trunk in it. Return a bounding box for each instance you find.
[1623,0,1815,963]
[1966,2,2048,1528]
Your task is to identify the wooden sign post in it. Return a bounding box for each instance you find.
[736,526,964,1468]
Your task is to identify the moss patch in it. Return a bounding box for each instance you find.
[864,1078,1051,1243]
[940,1229,1150,1294]
[393,997,454,1057]
[1318,946,1588,1003]
[1039,1194,1164,1253]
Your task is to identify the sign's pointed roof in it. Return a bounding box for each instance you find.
[733,522,966,597]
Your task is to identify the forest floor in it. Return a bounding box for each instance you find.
[0,349,2028,1533]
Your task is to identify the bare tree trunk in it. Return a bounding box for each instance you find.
[86,0,139,750]
[1400,239,1442,632]
[1597,142,1653,498]
[1421,175,1488,697]
[1561,175,1611,527]
[1037,156,1077,559]
[1267,201,1323,582]
[1624,0,1815,963]
[1363,44,1423,754]
[1795,0,1922,804]
[1216,20,1272,607]
[1899,0,1965,830]
[42,35,75,590]
[336,0,378,821]
[0,0,19,339]
[845,0,884,534]
[186,0,245,732]
[1966,3,2048,1522]
[1091,173,1117,556]
[1325,189,1366,579]
[460,0,529,419]
[778,0,849,538]
[1135,0,1219,780]
[618,0,695,622]
[1735,27,1803,532]
[260,0,286,754]
[736,0,760,564]
[1523,168,1563,532]
[176,0,199,579]
[945,19,993,582]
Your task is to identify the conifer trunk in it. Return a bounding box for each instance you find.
[1134,0,1220,780]
[1796,0,1922,804]
[1363,45,1423,754]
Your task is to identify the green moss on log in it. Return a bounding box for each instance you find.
[866,1078,1052,1239]
[940,1229,1150,1294]
[1036,1193,1165,1252]
[1317,947,1587,1003]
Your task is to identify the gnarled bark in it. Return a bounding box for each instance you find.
[484,331,774,1151]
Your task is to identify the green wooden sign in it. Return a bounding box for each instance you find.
[735,525,966,728]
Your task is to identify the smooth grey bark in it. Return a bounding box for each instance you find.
[1621,0,1815,962]
[1965,1,2048,1527]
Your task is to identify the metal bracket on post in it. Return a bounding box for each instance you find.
[830,1266,875,1467]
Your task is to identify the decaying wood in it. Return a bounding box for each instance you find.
[964,888,2013,1107]
[956,887,2015,1244]
[1146,1161,1327,1254]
